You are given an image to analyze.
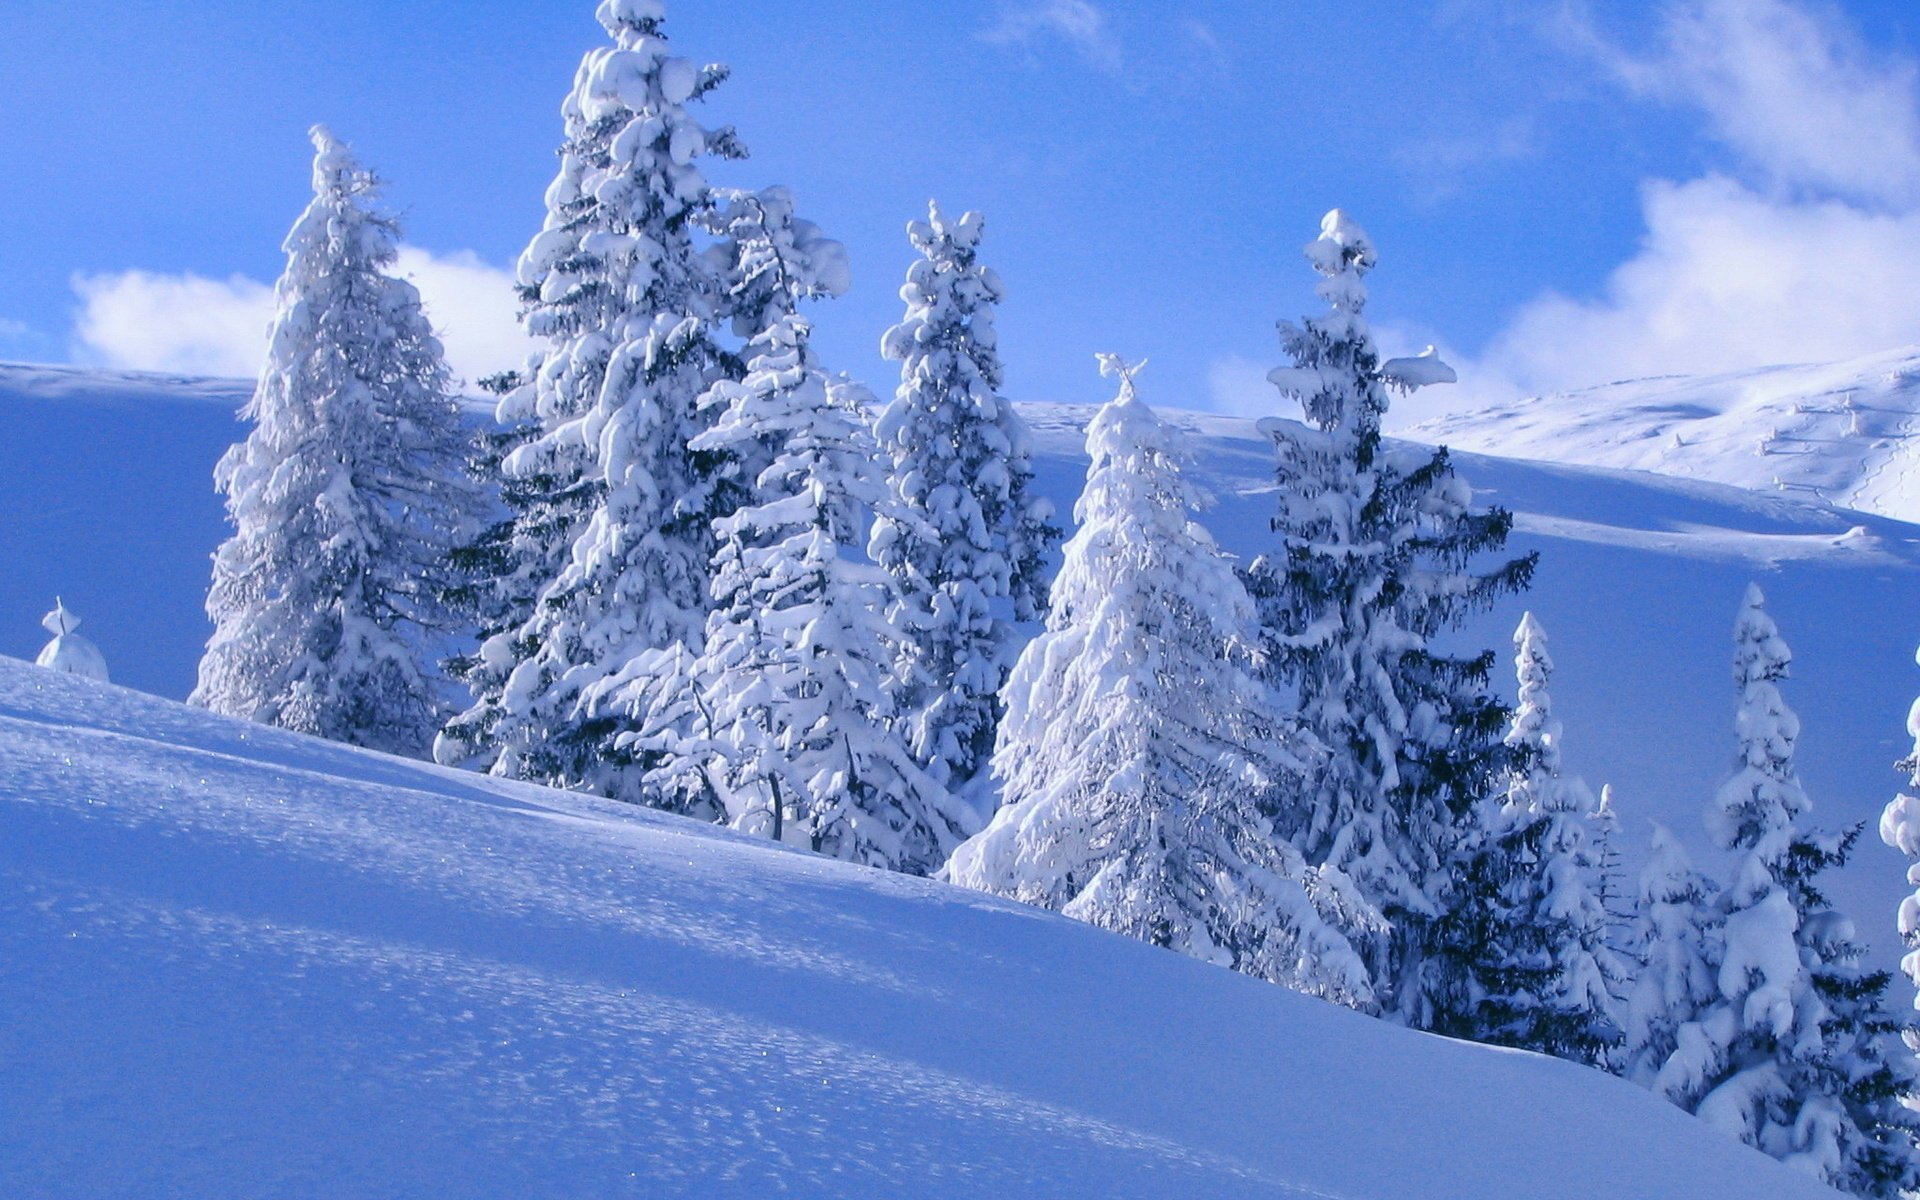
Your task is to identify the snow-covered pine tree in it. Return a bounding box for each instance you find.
[1621,824,1721,1087]
[1660,586,1920,1198]
[1455,612,1626,1064]
[437,0,743,800]
[1249,209,1536,1025]
[192,127,477,758]
[436,375,563,766]
[1591,783,1636,956]
[947,357,1375,1003]
[870,202,1058,792]
[35,599,108,682]
[624,189,968,872]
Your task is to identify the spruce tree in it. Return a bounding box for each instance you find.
[947,358,1375,1004]
[630,191,968,872]
[1621,824,1721,1087]
[1456,613,1626,1064]
[1590,783,1636,958]
[437,0,742,800]
[1661,586,1920,1197]
[194,127,477,757]
[1249,209,1535,1024]
[870,202,1058,792]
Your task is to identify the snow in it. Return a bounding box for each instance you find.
[1405,345,1920,523]
[34,598,107,682]
[0,657,1838,1198]
[1382,346,1459,390]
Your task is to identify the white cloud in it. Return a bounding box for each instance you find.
[72,271,274,378]
[390,247,537,386]
[71,247,532,386]
[981,1,1122,73]
[1394,115,1537,203]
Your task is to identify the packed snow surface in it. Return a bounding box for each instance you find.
[0,659,1837,1198]
[1406,346,1920,523]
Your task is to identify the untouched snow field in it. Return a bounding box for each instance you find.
[1406,346,1920,524]
[0,658,1837,1198]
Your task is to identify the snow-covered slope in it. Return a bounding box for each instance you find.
[0,659,1838,1198]
[9,362,1920,992]
[1405,346,1920,523]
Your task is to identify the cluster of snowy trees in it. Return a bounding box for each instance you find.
[173,3,1920,1194]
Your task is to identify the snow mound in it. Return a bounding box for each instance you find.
[0,658,1833,1198]
[1405,346,1920,523]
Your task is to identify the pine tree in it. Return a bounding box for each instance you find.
[193,127,477,758]
[1591,783,1636,957]
[438,0,743,800]
[435,378,566,768]
[1621,824,1721,1087]
[626,190,968,872]
[870,202,1058,792]
[947,357,1375,1003]
[1660,586,1920,1197]
[1454,613,1626,1064]
[1248,209,1536,1024]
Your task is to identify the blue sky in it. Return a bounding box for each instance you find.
[3,0,1919,423]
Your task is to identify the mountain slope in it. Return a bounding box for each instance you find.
[0,658,1840,1199]
[1405,346,1920,523]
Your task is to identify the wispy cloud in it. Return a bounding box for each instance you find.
[981,0,1123,73]
[1573,0,1920,209]
[70,248,535,386]
[1394,114,1537,202]
[1183,19,1227,68]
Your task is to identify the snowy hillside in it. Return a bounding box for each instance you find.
[1405,347,1920,523]
[0,658,1840,1198]
[8,362,1920,991]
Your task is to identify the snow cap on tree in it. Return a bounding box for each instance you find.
[1880,641,1920,1105]
[34,598,108,682]
[1507,611,1559,771]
